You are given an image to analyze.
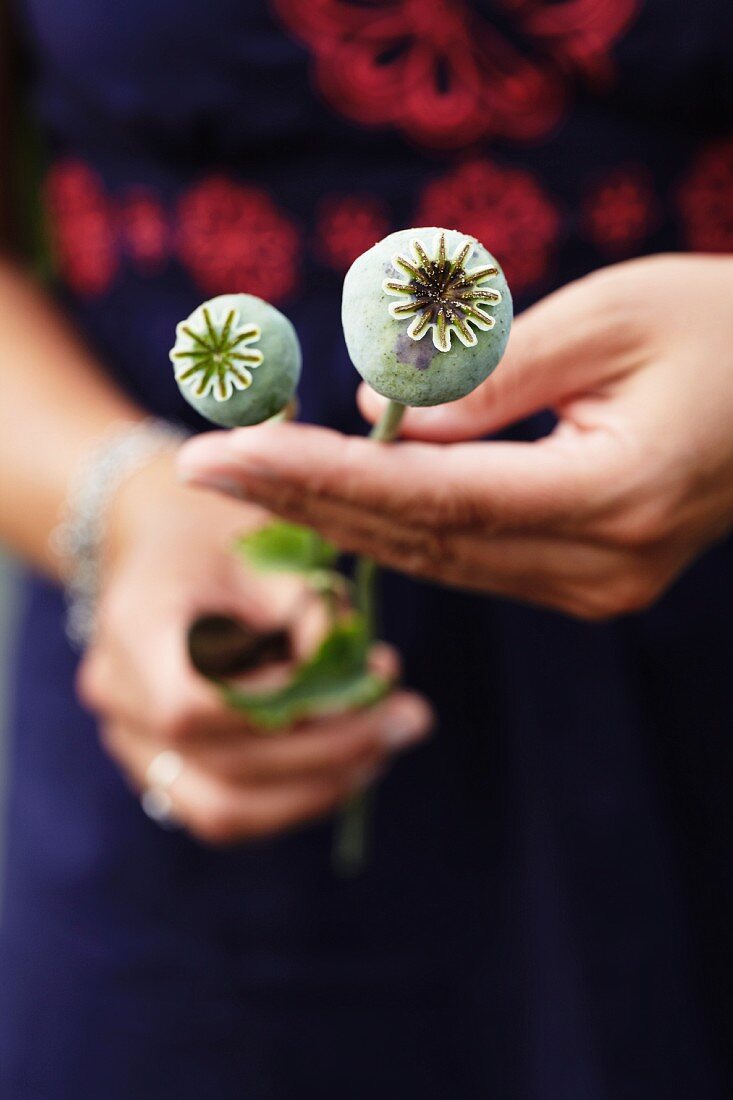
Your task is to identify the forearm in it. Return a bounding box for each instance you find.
[0,257,145,576]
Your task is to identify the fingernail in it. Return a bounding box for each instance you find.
[381,714,427,750]
[185,474,245,499]
[382,722,423,750]
[381,698,434,750]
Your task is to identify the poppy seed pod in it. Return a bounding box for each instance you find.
[170,293,301,427]
[342,227,512,407]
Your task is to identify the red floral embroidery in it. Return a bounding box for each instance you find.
[315,194,390,272]
[581,167,657,254]
[45,161,117,297]
[415,159,560,293]
[677,139,733,253]
[272,0,639,150]
[506,0,638,85]
[45,167,302,299]
[118,189,169,274]
[175,177,301,302]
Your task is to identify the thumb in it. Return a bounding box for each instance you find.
[358,269,633,442]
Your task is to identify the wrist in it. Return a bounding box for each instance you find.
[104,439,271,582]
[104,447,183,574]
[54,419,189,645]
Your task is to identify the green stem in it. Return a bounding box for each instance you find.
[370,398,406,443]
[354,556,377,638]
[333,787,374,877]
[355,400,405,624]
[333,400,405,877]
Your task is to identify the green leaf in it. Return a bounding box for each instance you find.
[220,614,388,730]
[235,520,338,575]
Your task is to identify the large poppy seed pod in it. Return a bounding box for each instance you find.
[170,293,301,427]
[342,227,513,407]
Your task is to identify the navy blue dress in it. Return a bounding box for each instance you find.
[1,1,732,1096]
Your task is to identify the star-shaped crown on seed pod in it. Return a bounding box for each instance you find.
[171,302,263,402]
[169,293,302,428]
[383,231,503,353]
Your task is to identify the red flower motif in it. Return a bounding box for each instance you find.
[581,167,657,255]
[315,194,390,272]
[677,139,733,253]
[176,177,301,302]
[506,0,639,85]
[415,159,561,294]
[272,0,639,149]
[44,161,117,297]
[118,189,169,274]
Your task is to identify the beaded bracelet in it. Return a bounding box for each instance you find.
[51,418,189,648]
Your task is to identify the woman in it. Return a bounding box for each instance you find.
[1,1,732,1097]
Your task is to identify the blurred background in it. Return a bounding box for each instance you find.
[0,550,19,884]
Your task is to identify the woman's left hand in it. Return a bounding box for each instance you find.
[179,254,733,622]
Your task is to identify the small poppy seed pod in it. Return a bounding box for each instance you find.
[342,227,512,407]
[170,293,301,427]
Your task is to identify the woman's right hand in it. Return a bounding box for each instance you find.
[76,450,432,845]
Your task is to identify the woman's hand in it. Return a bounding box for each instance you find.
[178,254,733,621]
[77,453,431,844]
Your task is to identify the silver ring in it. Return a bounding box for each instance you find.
[141,750,183,828]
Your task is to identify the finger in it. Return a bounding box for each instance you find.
[102,721,387,843]
[227,565,319,635]
[234,499,645,616]
[368,642,401,683]
[358,268,639,441]
[83,619,262,741]
[178,421,612,539]
[389,529,644,618]
[177,430,639,606]
[187,690,431,783]
[208,771,379,842]
[287,584,332,664]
